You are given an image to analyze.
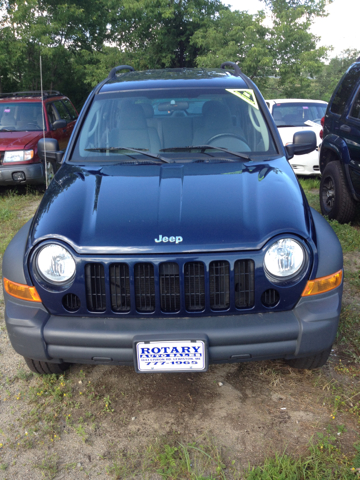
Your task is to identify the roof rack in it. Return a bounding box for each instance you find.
[0,90,63,99]
[220,62,241,77]
[108,65,135,80]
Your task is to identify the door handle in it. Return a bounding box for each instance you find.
[340,124,351,132]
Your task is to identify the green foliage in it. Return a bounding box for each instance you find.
[34,453,59,480]
[308,49,360,101]
[247,432,355,480]
[0,187,41,255]
[0,0,345,108]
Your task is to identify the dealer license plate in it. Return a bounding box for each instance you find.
[136,340,206,372]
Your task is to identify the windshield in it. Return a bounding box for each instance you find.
[72,88,277,162]
[0,102,44,131]
[272,102,327,127]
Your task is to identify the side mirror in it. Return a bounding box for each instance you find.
[285,130,317,159]
[37,138,64,165]
[52,119,67,130]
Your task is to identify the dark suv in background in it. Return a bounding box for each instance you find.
[0,91,78,186]
[320,58,360,223]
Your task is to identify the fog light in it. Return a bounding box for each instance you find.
[12,172,26,182]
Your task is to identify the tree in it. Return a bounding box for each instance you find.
[111,0,227,69]
[192,9,272,91]
[192,0,332,98]
[262,0,331,98]
[308,49,360,101]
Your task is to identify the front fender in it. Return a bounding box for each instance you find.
[310,208,343,278]
[320,134,351,172]
[3,219,32,285]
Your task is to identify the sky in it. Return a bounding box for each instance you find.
[224,0,358,58]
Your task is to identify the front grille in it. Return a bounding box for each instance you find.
[209,261,230,310]
[185,262,205,311]
[85,259,255,314]
[85,263,106,312]
[135,263,156,312]
[160,263,180,312]
[235,260,255,308]
[110,263,131,312]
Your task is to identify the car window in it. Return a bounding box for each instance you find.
[271,102,327,127]
[331,64,360,115]
[72,88,277,162]
[62,99,78,120]
[0,102,43,131]
[349,88,360,120]
[46,104,57,125]
[53,100,72,122]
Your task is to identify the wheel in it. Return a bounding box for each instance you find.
[320,161,357,223]
[24,357,71,374]
[285,347,332,370]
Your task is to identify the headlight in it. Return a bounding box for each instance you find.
[4,150,34,162]
[36,244,76,284]
[264,238,305,278]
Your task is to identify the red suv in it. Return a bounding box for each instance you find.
[0,91,78,186]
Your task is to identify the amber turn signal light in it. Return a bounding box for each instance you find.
[301,270,343,297]
[3,278,42,302]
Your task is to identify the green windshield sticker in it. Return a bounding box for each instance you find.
[226,89,259,110]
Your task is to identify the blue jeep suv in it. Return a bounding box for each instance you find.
[320,58,360,223]
[3,63,343,374]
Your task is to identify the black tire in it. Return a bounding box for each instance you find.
[285,347,332,370]
[320,161,357,223]
[24,357,71,375]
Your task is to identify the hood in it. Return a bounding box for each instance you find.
[0,131,42,150]
[30,158,311,254]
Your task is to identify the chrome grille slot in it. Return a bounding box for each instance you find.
[184,262,205,311]
[209,261,230,310]
[234,260,255,308]
[85,263,106,312]
[160,262,180,313]
[110,263,131,312]
[135,263,156,312]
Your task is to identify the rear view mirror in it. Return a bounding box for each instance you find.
[38,138,64,164]
[157,101,189,112]
[285,130,316,159]
[52,119,67,130]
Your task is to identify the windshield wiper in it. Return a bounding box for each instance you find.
[160,145,251,161]
[85,147,172,164]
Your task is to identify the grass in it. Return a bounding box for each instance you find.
[102,432,359,479]
[337,306,360,362]
[0,185,42,255]
[34,453,59,479]
[105,436,235,479]
[298,176,321,211]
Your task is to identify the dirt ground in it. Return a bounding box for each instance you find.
[0,203,359,479]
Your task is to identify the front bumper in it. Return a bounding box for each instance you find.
[5,285,342,367]
[289,150,320,176]
[0,162,44,185]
